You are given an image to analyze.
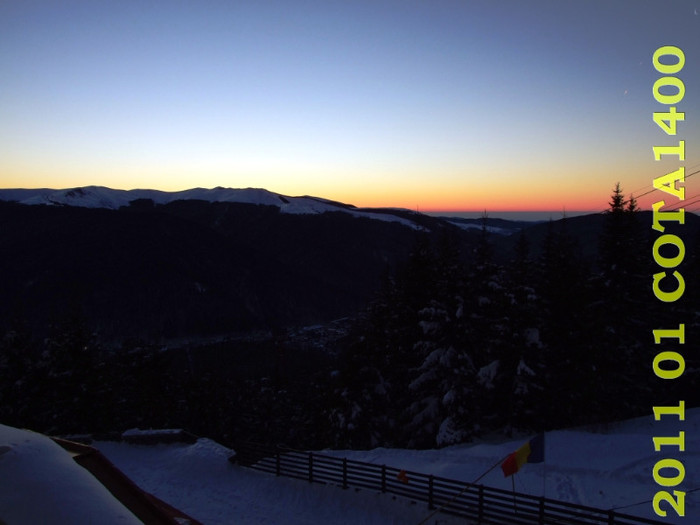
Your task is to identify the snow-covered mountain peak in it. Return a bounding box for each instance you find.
[0,186,420,228]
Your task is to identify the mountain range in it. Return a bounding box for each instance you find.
[3,185,697,343]
[0,185,424,228]
[0,186,476,341]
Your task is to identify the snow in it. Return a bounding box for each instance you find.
[436,417,467,448]
[477,359,500,389]
[94,438,463,525]
[516,359,536,377]
[3,410,698,524]
[324,410,699,524]
[0,424,141,525]
[122,428,184,437]
[523,327,542,347]
[100,409,697,524]
[0,185,421,228]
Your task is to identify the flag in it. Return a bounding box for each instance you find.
[501,434,544,477]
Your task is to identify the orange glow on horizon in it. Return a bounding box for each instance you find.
[2,160,684,215]
[333,187,610,215]
[0,175,617,215]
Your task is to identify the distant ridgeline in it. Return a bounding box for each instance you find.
[1,186,699,448]
[0,185,615,340]
[0,186,471,339]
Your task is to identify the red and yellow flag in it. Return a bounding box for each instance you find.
[501,434,544,477]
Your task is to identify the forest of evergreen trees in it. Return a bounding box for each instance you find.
[323,185,699,449]
[1,185,698,450]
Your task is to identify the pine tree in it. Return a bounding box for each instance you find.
[594,183,649,419]
[0,323,36,428]
[328,237,438,448]
[499,231,546,433]
[599,183,645,295]
[535,217,601,425]
[18,315,108,433]
[408,295,478,447]
[609,182,625,213]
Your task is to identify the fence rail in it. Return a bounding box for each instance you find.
[233,441,665,525]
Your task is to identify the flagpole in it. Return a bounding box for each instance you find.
[542,433,547,499]
[418,433,543,525]
[542,461,546,499]
[415,453,511,525]
[473,453,512,484]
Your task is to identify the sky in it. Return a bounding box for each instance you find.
[1,0,700,213]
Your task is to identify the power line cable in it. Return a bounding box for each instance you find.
[630,167,700,203]
[661,193,700,213]
[594,167,700,215]
[625,160,700,198]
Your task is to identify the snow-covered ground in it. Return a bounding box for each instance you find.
[97,409,697,524]
[97,438,456,525]
[323,410,699,523]
[2,409,697,524]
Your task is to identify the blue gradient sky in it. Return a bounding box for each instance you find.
[1,1,699,212]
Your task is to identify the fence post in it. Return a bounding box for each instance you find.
[381,465,387,493]
[478,485,484,524]
[342,458,348,489]
[428,475,435,509]
[538,497,545,525]
[308,452,313,483]
[608,509,615,525]
[275,446,280,477]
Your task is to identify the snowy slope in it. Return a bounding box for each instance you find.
[96,438,457,525]
[0,185,421,228]
[93,409,697,525]
[0,424,141,525]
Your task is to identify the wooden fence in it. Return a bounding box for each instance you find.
[233,442,666,525]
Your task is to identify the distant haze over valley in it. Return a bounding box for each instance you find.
[428,211,597,222]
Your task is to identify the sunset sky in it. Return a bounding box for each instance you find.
[1,1,699,214]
